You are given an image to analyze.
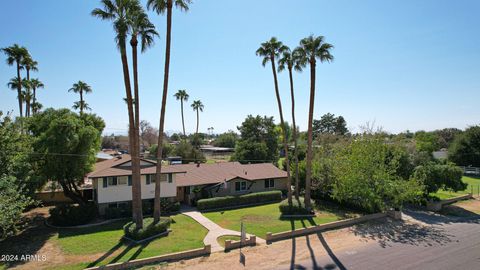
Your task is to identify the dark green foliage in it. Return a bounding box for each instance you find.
[160,199,180,213]
[213,131,238,148]
[414,131,439,153]
[174,141,205,163]
[232,115,278,163]
[123,217,171,241]
[278,197,312,215]
[49,203,97,226]
[27,109,104,204]
[312,113,349,138]
[449,126,480,167]
[197,191,282,211]
[413,162,466,194]
[105,207,132,219]
[148,142,174,159]
[434,128,462,149]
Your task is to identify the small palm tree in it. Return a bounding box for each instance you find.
[21,54,38,81]
[278,47,303,201]
[147,0,192,222]
[21,81,33,117]
[174,89,189,138]
[68,81,92,114]
[293,35,334,210]
[256,37,293,205]
[29,78,44,114]
[2,44,29,117]
[191,100,204,135]
[31,101,43,113]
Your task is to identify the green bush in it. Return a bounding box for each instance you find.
[278,197,313,215]
[123,217,171,241]
[105,207,132,219]
[161,199,180,213]
[49,203,97,226]
[197,190,282,211]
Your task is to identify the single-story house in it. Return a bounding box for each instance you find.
[87,155,287,214]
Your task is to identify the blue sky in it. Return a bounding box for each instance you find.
[1,0,479,135]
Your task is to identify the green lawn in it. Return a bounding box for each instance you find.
[203,201,359,238]
[53,214,207,268]
[431,176,480,200]
[217,235,241,247]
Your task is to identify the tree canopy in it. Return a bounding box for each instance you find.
[448,125,480,167]
[312,113,349,138]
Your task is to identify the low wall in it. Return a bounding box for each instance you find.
[427,194,473,211]
[266,212,387,243]
[224,236,256,251]
[84,245,211,270]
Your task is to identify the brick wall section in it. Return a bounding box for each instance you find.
[84,245,211,270]
[266,213,388,243]
[224,236,257,251]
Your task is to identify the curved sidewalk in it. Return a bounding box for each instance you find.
[182,209,265,252]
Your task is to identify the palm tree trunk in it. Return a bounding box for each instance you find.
[80,90,84,115]
[305,59,316,210]
[154,0,173,222]
[270,56,292,205]
[196,109,199,134]
[16,62,23,118]
[131,35,143,226]
[288,66,300,201]
[32,87,36,115]
[181,100,186,138]
[26,68,31,117]
[120,44,143,228]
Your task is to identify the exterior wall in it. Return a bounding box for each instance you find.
[93,174,177,204]
[210,177,288,197]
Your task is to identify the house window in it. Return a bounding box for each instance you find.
[117,176,127,185]
[146,175,152,185]
[107,177,118,186]
[108,203,117,208]
[167,174,173,183]
[264,179,275,188]
[235,181,247,192]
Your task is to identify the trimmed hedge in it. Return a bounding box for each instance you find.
[278,197,313,215]
[49,203,97,226]
[123,217,171,241]
[197,190,282,211]
[105,207,132,219]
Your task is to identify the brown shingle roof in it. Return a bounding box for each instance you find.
[174,162,287,187]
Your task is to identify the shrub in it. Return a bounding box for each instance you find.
[278,197,313,215]
[123,217,171,241]
[197,190,282,211]
[413,162,466,195]
[49,203,97,226]
[105,207,132,219]
[161,199,180,213]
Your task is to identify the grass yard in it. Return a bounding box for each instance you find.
[217,235,241,247]
[203,201,360,238]
[0,213,207,270]
[432,176,480,200]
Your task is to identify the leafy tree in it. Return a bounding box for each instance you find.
[233,115,278,164]
[170,133,181,141]
[213,131,238,148]
[293,35,334,209]
[140,120,159,147]
[449,126,480,167]
[27,108,104,205]
[313,113,348,138]
[147,0,192,222]
[332,137,422,212]
[414,131,439,153]
[174,89,189,137]
[413,162,466,195]
[434,128,462,149]
[148,143,174,159]
[174,141,205,163]
[0,176,33,240]
[2,44,29,118]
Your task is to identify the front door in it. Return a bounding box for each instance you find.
[176,187,185,202]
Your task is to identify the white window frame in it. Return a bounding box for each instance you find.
[107,176,117,186]
[117,176,128,186]
[235,181,247,192]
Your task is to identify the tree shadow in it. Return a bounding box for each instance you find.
[86,241,124,268]
[403,208,479,226]
[0,211,55,268]
[351,218,454,248]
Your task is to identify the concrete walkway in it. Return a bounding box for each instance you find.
[182,208,265,252]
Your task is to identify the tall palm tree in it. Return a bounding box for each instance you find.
[278,47,302,201]
[147,0,192,222]
[2,44,29,118]
[7,77,23,113]
[22,54,38,81]
[293,35,334,210]
[92,0,144,228]
[174,89,189,138]
[191,100,204,135]
[21,81,33,117]
[256,37,293,205]
[29,78,44,114]
[68,81,92,114]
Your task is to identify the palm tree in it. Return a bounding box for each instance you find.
[174,89,189,138]
[31,101,43,113]
[29,78,44,114]
[293,35,334,210]
[21,54,38,81]
[21,81,33,117]
[7,77,23,113]
[2,44,29,118]
[278,47,303,201]
[92,0,144,228]
[256,37,293,205]
[147,0,192,222]
[191,100,204,134]
[68,81,92,114]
